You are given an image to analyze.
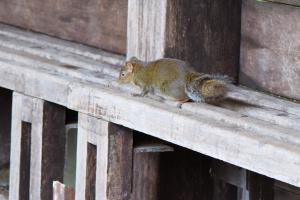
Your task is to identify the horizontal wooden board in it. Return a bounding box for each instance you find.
[0,0,127,54]
[240,0,300,100]
[1,24,300,187]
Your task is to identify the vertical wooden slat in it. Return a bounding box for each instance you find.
[9,92,66,200]
[86,143,96,200]
[19,122,31,200]
[40,102,66,200]
[74,114,88,200]
[127,0,167,60]
[132,152,160,200]
[106,124,133,200]
[9,93,24,200]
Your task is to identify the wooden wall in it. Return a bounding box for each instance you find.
[165,0,241,78]
[240,0,300,100]
[0,0,127,54]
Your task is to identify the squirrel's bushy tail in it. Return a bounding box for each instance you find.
[185,74,231,103]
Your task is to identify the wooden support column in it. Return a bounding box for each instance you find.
[9,92,66,200]
[75,113,133,200]
[127,0,241,78]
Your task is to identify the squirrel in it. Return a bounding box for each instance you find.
[118,57,232,103]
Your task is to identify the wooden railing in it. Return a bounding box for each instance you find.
[0,1,299,199]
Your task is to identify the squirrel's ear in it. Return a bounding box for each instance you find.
[129,56,139,63]
[126,62,134,72]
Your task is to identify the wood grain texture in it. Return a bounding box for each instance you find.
[132,152,160,200]
[40,102,66,200]
[127,0,167,60]
[0,0,127,54]
[0,88,11,167]
[107,124,133,200]
[257,0,300,6]
[1,25,300,187]
[19,122,31,200]
[240,0,300,100]
[9,92,26,200]
[77,114,133,200]
[76,113,109,200]
[9,93,66,200]
[164,0,241,78]
[127,0,241,78]
[85,143,96,200]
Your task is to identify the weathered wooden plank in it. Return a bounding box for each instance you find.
[127,0,167,60]
[0,88,12,167]
[164,0,241,78]
[132,152,160,200]
[0,24,125,67]
[9,92,26,200]
[40,102,66,200]
[106,124,133,200]
[19,122,31,200]
[0,36,120,77]
[74,115,88,200]
[0,0,127,54]
[257,0,300,7]
[69,83,300,187]
[76,114,109,200]
[240,0,300,100]
[86,143,96,200]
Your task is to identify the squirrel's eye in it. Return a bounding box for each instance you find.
[121,73,125,77]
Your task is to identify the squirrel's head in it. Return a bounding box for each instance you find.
[118,57,141,84]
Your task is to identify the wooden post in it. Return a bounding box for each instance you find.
[75,113,133,200]
[127,0,241,78]
[9,92,66,200]
[132,142,174,200]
